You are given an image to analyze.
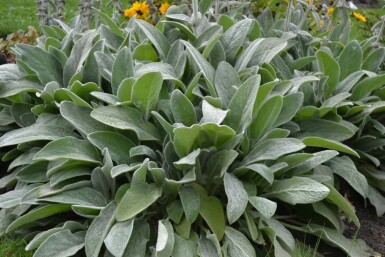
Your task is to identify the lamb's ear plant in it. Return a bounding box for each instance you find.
[0,2,380,257]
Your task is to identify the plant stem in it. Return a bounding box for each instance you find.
[285,0,293,32]
[375,15,385,47]
[296,0,314,34]
[192,0,199,27]
[36,0,50,28]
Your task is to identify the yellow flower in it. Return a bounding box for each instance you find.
[353,12,366,22]
[159,2,170,15]
[320,20,324,27]
[123,1,150,20]
[327,7,334,15]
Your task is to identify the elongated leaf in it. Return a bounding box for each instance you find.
[316,50,340,98]
[91,106,160,141]
[136,19,170,59]
[306,224,373,257]
[33,230,84,257]
[116,183,162,221]
[221,19,253,63]
[224,173,248,224]
[88,131,136,165]
[131,72,163,120]
[124,220,150,257]
[213,61,240,108]
[250,94,282,140]
[274,92,303,127]
[303,137,359,157]
[294,119,355,142]
[199,195,225,240]
[179,186,200,224]
[7,204,71,233]
[60,101,113,135]
[111,47,134,95]
[201,100,229,124]
[39,187,107,207]
[362,47,385,72]
[224,226,256,257]
[170,90,197,126]
[156,220,175,257]
[34,137,101,163]
[263,177,330,205]
[63,31,97,86]
[338,40,362,81]
[182,40,215,85]
[351,73,385,100]
[329,156,369,198]
[0,123,75,148]
[0,80,43,98]
[224,75,260,133]
[85,202,117,257]
[15,44,63,85]
[104,219,134,257]
[242,138,305,166]
[248,197,277,218]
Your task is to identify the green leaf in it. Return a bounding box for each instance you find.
[248,196,277,218]
[34,137,101,163]
[131,72,163,120]
[182,40,215,85]
[170,90,197,126]
[224,226,256,257]
[0,184,38,209]
[136,19,170,59]
[199,195,225,240]
[316,50,340,98]
[338,40,362,81]
[63,31,97,86]
[361,47,385,72]
[111,47,134,95]
[88,131,136,165]
[250,94,282,140]
[294,119,355,142]
[274,93,304,127]
[329,156,369,198]
[172,125,200,157]
[7,204,71,233]
[367,185,385,217]
[351,73,385,100]
[224,75,260,133]
[93,8,124,37]
[214,61,240,108]
[306,224,373,257]
[85,202,117,257]
[16,161,48,183]
[171,234,198,257]
[156,220,175,257]
[201,100,229,124]
[117,78,135,102]
[0,123,75,148]
[221,19,253,63]
[116,183,162,221]
[104,219,134,257]
[224,173,248,224]
[124,220,150,257]
[91,106,160,141]
[33,230,84,257]
[263,177,330,205]
[179,186,200,224]
[15,44,63,85]
[133,44,158,61]
[292,150,339,174]
[39,187,107,207]
[0,79,43,98]
[60,101,113,135]
[241,138,305,166]
[303,137,359,157]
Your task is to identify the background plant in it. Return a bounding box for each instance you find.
[0,1,384,257]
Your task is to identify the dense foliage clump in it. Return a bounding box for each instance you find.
[0,1,385,257]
